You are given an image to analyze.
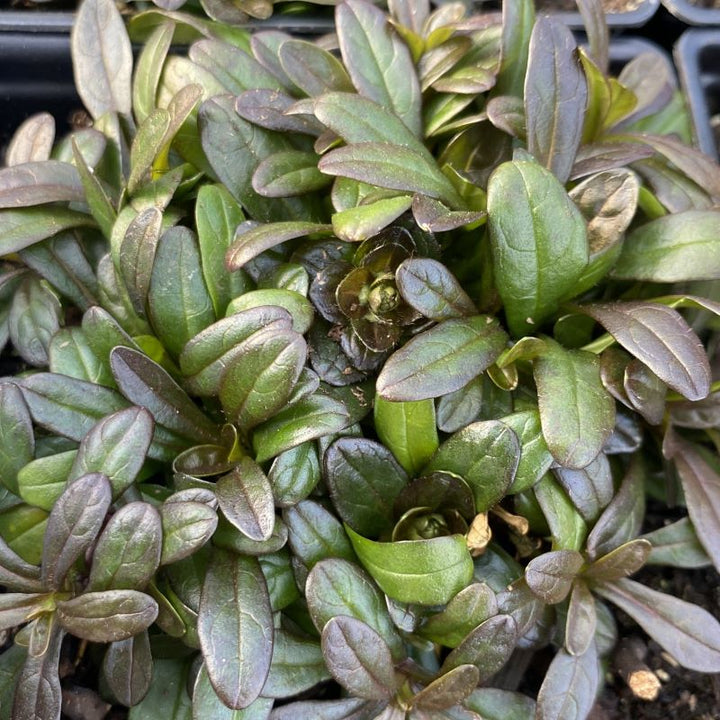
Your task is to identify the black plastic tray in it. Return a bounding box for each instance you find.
[674,29,720,161]
[662,0,720,26]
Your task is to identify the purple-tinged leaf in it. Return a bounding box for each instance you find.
[0,207,95,256]
[0,534,43,593]
[586,456,644,560]
[279,40,354,96]
[584,539,651,583]
[226,221,332,271]
[524,18,586,183]
[525,550,584,604]
[441,614,517,682]
[69,406,154,498]
[235,89,324,136]
[0,161,84,208]
[663,431,720,573]
[669,390,720,429]
[71,0,132,119]
[642,518,711,569]
[0,382,34,496]
[110,347,218,443]
[535,644,599,720]
[376,316,507,402]
[411,664,479,711]
[41,473,112,591]
[5,113,55,166]
[12,621,63,720]
[336,0,421,136]
[565,581,596,657]
[595,578,720,672]
[411,194,485,232]
[193,663,274,718]
[216,458,275,542]
[0,593,48,633]
[87,502,162,592]
[321,616,398,700]
[56,590,158,643]
[553,453,613,523]
[159,501,218,566]
[199,549,273,709]
[102,630,153,707]
[580,301,711,401]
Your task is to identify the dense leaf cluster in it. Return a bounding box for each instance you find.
[1,0,720,718]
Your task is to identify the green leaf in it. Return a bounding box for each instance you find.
[41,473,112,590]
[0,207,94,256]
[581,302,711,402]
[324,437,407,538]
[502,410,553,494]
[71,139,116,239]
[226,289,314,335]
[487,160,588,336]
[440,614,517,682]
[0,161,84,208]
[535,475,587,552]
[525,550,584,604]
[71,0,133,119]
[253,151,329,198]
[199,95,318,223]
[68,406,155,498]
[192,664,273,719]
[262,628,330,698]
[313,92,429,158]
[198,550,273,709]
[284,500,355,570]
[17,450,76,512]
[103,630,153,707]
[373,395,437,477]
[395,258,477,321]
[319,143,462,208]
[376,316,507,402]
[423,420,519,512]
[0,504,48,566]
[595,578,720,672]
[345,525,473,606]
[219,328,306,430]
[19,373,129,443]
[0,382,34,496]
[535,644,599,720]
[147,226,215,358]
[253,394,351,463]
[216,458,275,542]
[195,184,250,317]
[132,20,174,124]
[226,221,332,271]
[279,40,353,96]
[49,327,114,386]
[420,582,498,648]
[534,340,615,469]
[411,665,479,711]
[127,658,192,720]
[11,621,63,720]
[57,590,158,643]
[110,347,217,444]
[524,18,586,183]
[464,687,536,720]
[260,444,315,510]
[321,616,397,700]
[306,558,403,660]
[160,501,218,566]
[0,593,47,633]
[88,502,162,591]
[435,377,483,434]
[336,0,421,136]
[331,195,413,243]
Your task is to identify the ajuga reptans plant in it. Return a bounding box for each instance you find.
[1,0,720,718]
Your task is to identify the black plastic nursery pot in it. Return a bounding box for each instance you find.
[662,0,720,25]
[674,29,720,161]
[0,33,82,154]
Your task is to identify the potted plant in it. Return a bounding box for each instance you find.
[1,0,719,718]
